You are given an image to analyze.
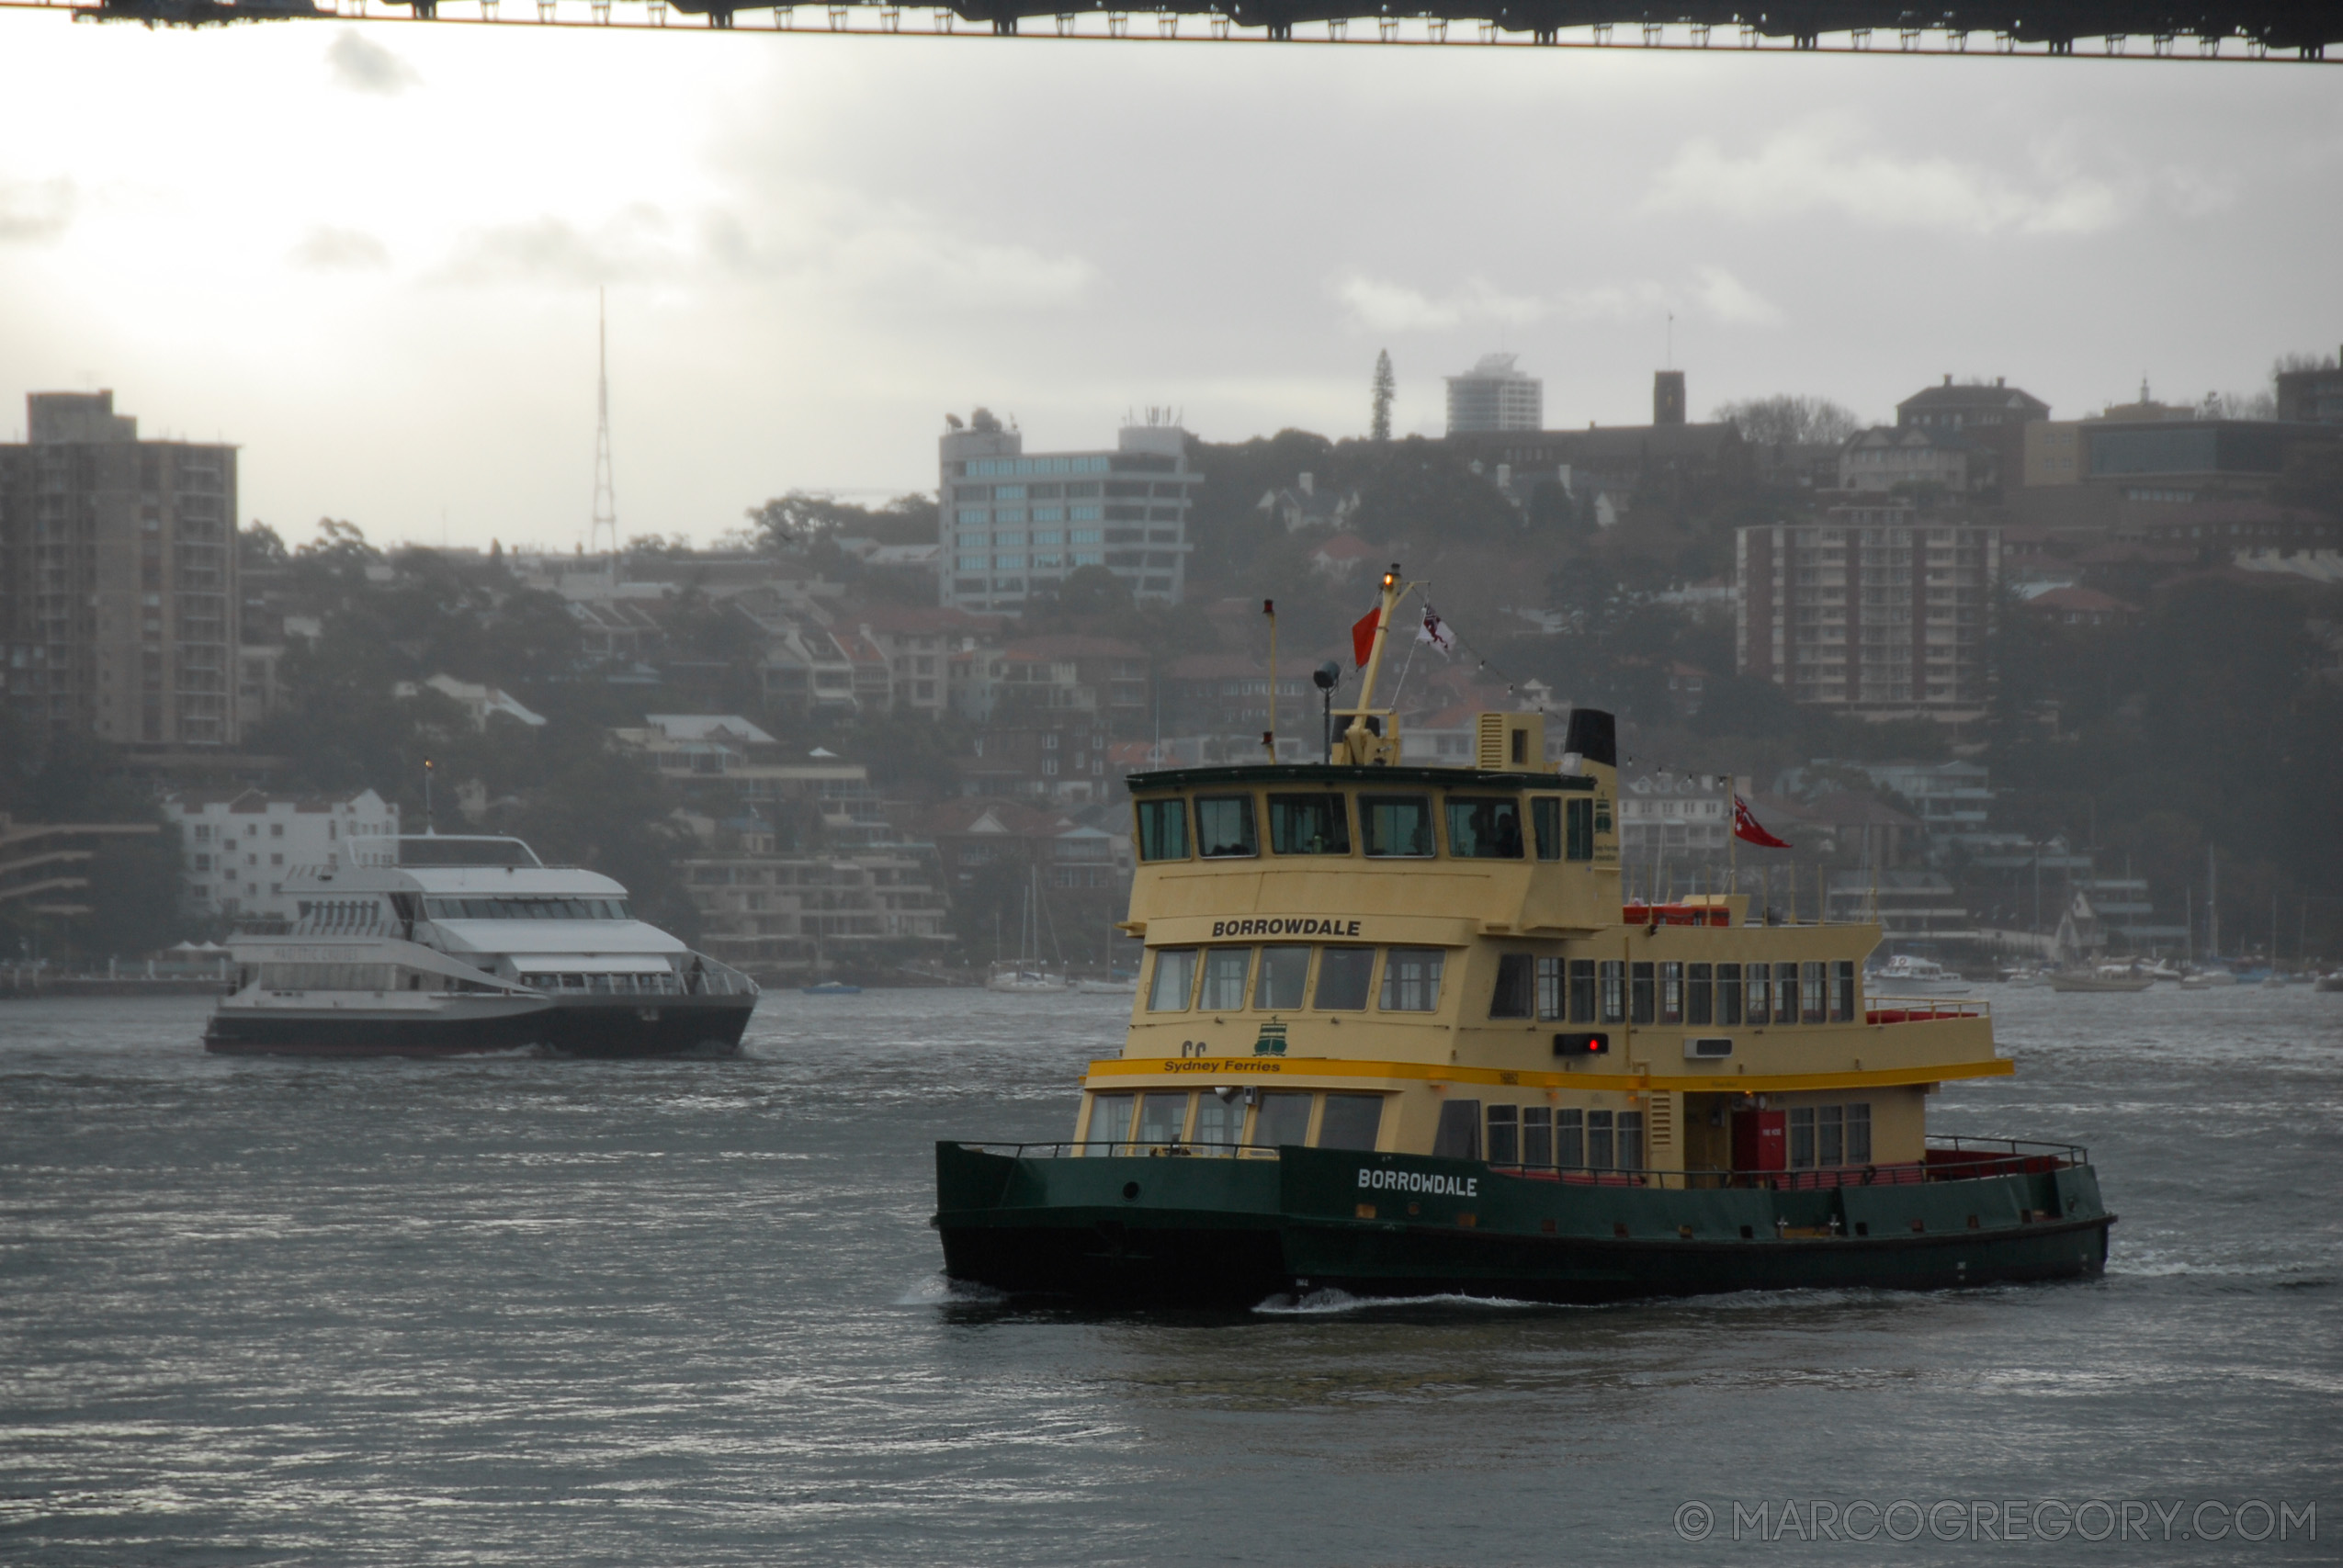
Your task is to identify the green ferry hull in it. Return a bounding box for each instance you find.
[934,1143,2113,1310]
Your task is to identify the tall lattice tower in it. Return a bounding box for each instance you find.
[588,289,618,559]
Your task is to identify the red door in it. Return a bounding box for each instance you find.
[1732,1110,1786,1173]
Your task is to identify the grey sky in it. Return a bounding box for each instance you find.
[0,20,2337,551]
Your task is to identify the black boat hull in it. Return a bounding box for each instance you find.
[934,1142,2114,1309]
[203,996,755,1059]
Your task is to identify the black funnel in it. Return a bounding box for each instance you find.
[1562,708,1616,768]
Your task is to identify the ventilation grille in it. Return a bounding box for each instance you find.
[1477,713,1508,770]
[1648,1092,1675,1149]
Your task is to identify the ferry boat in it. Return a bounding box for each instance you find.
[203,832,758,1058]
[933,566,2114,1308]
[1867,954,1971,995]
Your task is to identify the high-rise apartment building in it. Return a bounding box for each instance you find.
[1737,505,1998,722]
[0,391,239,748]
[1444,354,1543,434]
[938,412,1197,615]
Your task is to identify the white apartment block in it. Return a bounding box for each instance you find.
[939,412,1198,615]
[1737,506,1998,721]
[164,787,400,924]
[1444,354,1543,435]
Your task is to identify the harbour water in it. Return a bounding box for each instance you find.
[3,987,2337,1564]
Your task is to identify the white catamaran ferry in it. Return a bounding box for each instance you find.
[204,832,757,1058]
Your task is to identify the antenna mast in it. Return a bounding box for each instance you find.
[589,289,618,561]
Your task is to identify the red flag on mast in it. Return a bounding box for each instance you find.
[1351,606,1381,668]
[1732,795,1792,849]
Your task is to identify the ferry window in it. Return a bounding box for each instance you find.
[1618,1111,1645,1171]
[1085,1092,1135,1153]
[1137,1091,1190,1149]
[1378,948,1445,1011]
[1522,1105,1553,1167]
[1267,794,1351,855]
[1630,961,1655,1024]
[1313,946,1375,1010]
[1556,1108,1585,1169]
[1486,1104,1520,1166]
[1587,1109,1615,1171]
[1832,961,1858,1022]
[1661,962,1684,1025]
[1147,948,1198,1011]
[1569,959,1596,1023]
[1688,963,1713,1025]
[1444,796,1523,859]
[1195,795,1258,858]
[1318,1093,1384,1151]
[1532,796,1562,861]
[1573,797,1600,858]
[1802,961,1828,1023]
[1598,960,1625,1024]
[1192,1091,1241,1155]
[1717,962,1743,1026]
[1788,1107,1816,1168]
[1359,794,1435,858]
[1489,953,1534,1019]
[1818,1103,1844,1166]
[1199,947,1251,1011]
[1775,962,1802,1024]
[1432,1100,1481,1160]
[1135,798,1190,861]
[1254,945,1310,1010]
[1536,955,1566,1020]
[1745,964,1770,1024]
[1251,1089,1313,1148]
[1847,1103,1873,1163]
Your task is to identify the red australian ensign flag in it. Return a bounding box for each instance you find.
[1351,606,1383,668]
[1732,795,1792,850]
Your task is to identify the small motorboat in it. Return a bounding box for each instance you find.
[800,980,864,996]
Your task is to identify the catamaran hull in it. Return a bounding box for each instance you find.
[203,996,755,1059]
[934,1143,2114,1310]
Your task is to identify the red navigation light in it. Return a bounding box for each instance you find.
[1554,1032,1610,1057]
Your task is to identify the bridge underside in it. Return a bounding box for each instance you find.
[48,0,2343,53]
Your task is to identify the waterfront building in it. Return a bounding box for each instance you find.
[161,787,399,925]
[0,391,239,749]
[939,412,1199,615]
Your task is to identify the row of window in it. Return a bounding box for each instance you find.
[1791,1103,1873,1168]
[957,527,1107,548]
[1481,1104,1646,1173]
[955,552,1106,573]
[1085,1089,1383,1154]
[1489,957,1861,1025]
[1149,944,1446,1015]
[956,511,1106,530]
[516,972,685,995]
[1136,791,1600,864]
[421,897,633,921]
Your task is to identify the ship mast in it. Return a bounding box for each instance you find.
[1332,563,1406,765]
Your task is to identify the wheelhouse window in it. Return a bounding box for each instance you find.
[1359,794,1435,858]
[1630,961,1655,1025]
[1802,961,1827,1023]
[1267,794,1351,855]
[1443,796,1523,859]
[1198,948,1251,1011]
[1319,1093,1384,1151]
[1136,1091,1189,1148]
[1134,797,1189,861]
[1192,1090,1241,1154]
[1599,960,1625,1024]
[1313,946,1375,1010]
[1195,795,1258,858]
[1568,797,1596,861]
[1745,964,1770,1024]
[1775,962,1801,1025]
[1569,958,1596,1023]
[1661,962,1684,1025]
[1536,956,1566,1021]
[1717,962,1743,1026]
[1147,948,1197,1011]
[1378,948,1445,1011]
[1489,953,1534,1019]
[1085,1092,1135,1153]
[1253,945,1310,1010]
[1532,796,1562,861]
[1251,1089,1313,1148]
[1831,960,1858,1022]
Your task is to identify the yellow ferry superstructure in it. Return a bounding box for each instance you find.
[934,565,2111,1306]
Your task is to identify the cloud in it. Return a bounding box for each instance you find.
[1644,118,2125,236]
[0,177,74,244]
[1692,265,1783,327]
[438,209,679,287]
[289,225,390,272]
[325,30,422,96]
[1331,275,1550,333]
[703,196,1095,311]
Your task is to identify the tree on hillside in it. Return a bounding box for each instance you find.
[1371,350,1395,443]
[1711,395,1863,447]
[747,491,938,553]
